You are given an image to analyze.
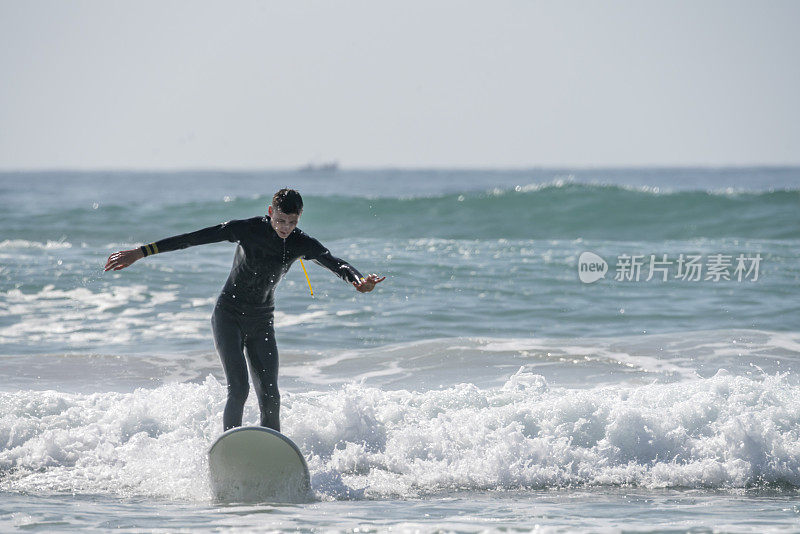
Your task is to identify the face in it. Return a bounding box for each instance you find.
[268,205,300,238]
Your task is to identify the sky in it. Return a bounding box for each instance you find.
[1,1,799,170]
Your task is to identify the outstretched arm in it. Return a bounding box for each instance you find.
[303,237,385,293]
[104,220,241,272]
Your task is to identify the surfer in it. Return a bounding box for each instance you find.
[104,188,384,432]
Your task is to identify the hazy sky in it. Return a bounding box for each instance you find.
[1,1,799,169]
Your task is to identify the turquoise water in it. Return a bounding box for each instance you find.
[1,168,799,532]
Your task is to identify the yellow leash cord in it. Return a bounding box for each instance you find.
[299,259,314,297]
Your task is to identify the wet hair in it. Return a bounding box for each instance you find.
[271,188,303,214]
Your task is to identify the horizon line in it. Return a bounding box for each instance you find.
[2,163,800,174]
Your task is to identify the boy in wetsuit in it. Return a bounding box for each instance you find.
[104,188,384,432]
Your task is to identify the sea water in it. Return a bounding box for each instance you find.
[1,168,799,532]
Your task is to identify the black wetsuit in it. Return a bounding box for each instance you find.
[139,216,363,431]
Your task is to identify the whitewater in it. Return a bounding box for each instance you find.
[1,168,799,532]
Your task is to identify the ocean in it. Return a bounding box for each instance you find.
[1,168,799,532]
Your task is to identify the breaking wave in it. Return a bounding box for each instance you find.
[3,370,800,501]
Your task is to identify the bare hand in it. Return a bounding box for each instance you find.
[352,273,386,293]
[104,248,144,271]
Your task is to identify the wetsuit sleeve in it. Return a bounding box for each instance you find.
[139,220,243,257]
[302,236,364,284]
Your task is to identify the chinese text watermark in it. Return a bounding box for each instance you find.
[578,251,762,284]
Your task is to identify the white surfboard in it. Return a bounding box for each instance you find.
[208,426,311,503]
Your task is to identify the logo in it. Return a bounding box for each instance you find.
[578,251,608,284]
[577,251,762,284]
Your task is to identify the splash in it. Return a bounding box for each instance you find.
[3,371,800,501]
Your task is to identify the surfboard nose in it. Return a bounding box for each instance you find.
[209,426,311,503]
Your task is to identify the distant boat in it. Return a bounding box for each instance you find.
[298,160,339,172]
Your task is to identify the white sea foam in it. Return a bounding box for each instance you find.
[479,338,698,380]
[0,239,72,250]
[274,310,329,327]
[0,284,197,345]
[475,329,800,381]
[275,330,800,395]
[0,380,221,500]
[2,371,800,502]
[0,282,337,347]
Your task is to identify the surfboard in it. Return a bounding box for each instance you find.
[208,426,311,503]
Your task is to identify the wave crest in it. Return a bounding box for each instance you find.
[3,371,800,500]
